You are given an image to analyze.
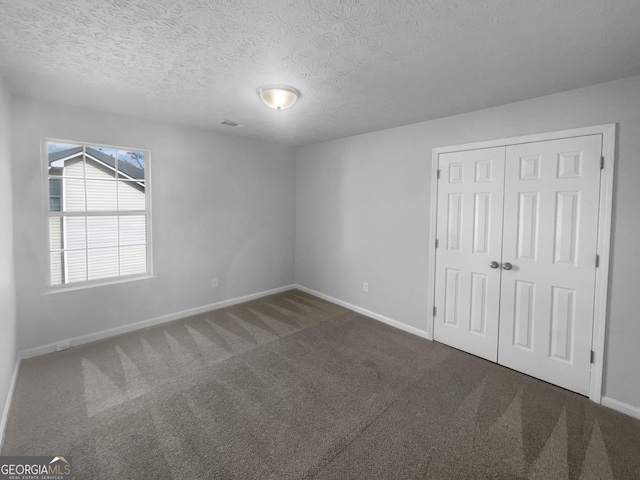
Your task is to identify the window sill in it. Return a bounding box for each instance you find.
[43,274,156,295]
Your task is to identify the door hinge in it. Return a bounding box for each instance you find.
[435,239,439,249]
[590,350,595,364]
[436,169,441,180]
[600,156,604,170]
[433,306,437,316]
[595,254,600,268]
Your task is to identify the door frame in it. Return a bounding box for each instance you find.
[426,124,616,403]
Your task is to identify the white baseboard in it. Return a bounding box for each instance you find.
[0,355,22,450]
[295,284,431,340]
[20,284,297,360]
[601,396,640,420]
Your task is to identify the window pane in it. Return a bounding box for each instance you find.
[47,143,82,177]
[87,216,118,248]
[49,177,62,211]
[66,250,88,283]
[64,217,87,249]
[47,142,79,155]
[49,178,61,196]
[120,245,146,276]
[117,151,145,180]
[118,181,145,211]
[51,217,87,251]
[50,251,64,285]
[119,215,146,245]
[88,248,119,280]
[88,147,116,157]
[85,148,116,180]
[86,179,117,211]
[62,157,85,178]
[84,160,116,180]
[49,217,62,250]
[62,178,85,212]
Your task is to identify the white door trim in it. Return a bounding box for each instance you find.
[426,124,616,404]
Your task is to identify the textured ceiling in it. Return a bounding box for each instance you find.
[1,1,640,146]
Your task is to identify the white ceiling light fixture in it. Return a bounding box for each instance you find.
[258,85,300,110]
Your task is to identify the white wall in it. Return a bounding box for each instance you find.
[296,74,640,412]
[0,77,17,434]
[11,96,296,351]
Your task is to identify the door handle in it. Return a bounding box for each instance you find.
[502,262,513,270]
[489,261,500,269]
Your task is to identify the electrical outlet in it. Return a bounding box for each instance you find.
[363,282,369,293]
[211,278,219,289]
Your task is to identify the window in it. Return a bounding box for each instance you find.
[49,178,62,211]
[45,140,151,286]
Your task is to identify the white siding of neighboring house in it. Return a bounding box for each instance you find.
[49,218,63,284]
[51,155,146,284]
[62,159,86,212]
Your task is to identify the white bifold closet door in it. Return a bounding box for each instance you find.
[434,135,602,396]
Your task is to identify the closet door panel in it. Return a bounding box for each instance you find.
[498,135,602,395]
[433,147,505,361]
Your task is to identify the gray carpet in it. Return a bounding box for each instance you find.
[3,289,640,479]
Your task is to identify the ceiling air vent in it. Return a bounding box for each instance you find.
[220,119,247,128]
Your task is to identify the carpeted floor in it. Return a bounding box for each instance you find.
[3,289,640,479]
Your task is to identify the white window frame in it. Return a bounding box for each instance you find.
[42,138,153,291]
